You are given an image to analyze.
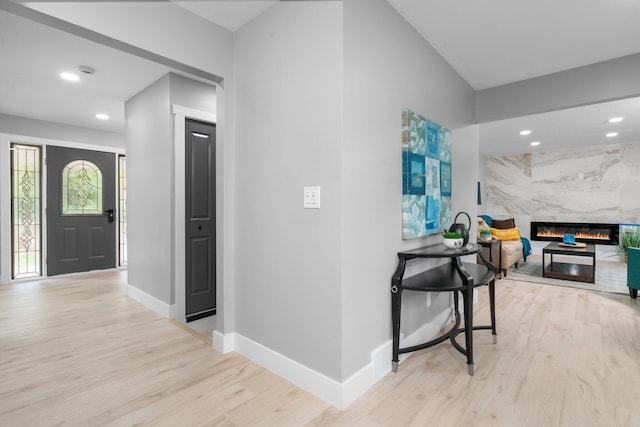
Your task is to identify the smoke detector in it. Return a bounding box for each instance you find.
[78,65,95,75]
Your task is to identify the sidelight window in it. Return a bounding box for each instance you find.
[62,159,102,215]
[118,155,127,266]
[11,143,42,279]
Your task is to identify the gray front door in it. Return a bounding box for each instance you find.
[46,146,116,276]
[185,119,216,321]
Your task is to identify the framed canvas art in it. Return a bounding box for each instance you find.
[402,109,452,239]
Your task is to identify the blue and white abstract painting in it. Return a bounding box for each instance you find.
[402,109,452,239]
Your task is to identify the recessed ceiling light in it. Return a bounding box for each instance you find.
[60,72,79,82]
[520,130,532,136]
[606,132,618,138]
[530,141,540,146]
[608,117,624,123]
[95,113,109,120]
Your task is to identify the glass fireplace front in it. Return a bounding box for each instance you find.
[530,222,619,246]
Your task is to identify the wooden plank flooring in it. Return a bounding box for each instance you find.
[1,271,640,426]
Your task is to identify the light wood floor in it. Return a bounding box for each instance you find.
[1,271,639,426]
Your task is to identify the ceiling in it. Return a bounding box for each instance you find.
[0,7,175,133]
[480,97,640,157]
[2,0,640,155]
[386,0,640,91]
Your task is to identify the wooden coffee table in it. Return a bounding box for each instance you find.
[542,242,596,283]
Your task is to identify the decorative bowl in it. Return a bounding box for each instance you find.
[443,237,464,249]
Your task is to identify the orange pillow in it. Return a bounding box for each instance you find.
[490,227,521,241]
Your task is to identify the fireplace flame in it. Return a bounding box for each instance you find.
[536,230,610,240]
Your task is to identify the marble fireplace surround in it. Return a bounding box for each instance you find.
[485,142,640,261]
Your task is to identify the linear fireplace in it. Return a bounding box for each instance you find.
[530,222,619,246]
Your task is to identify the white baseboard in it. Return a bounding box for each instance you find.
[126,284,176,319]
[124,286,456,408]
[232,333,346,409]
[218,332,382,409]
[225,308,453,410]
[212,330,234,354]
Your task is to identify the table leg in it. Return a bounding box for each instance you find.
[463,287,474,376]
[489,278,497,344]
[498,240,503,279]
[391,257,406,372]
[391,287,402,372]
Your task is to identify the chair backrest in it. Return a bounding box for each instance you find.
[627,247,640,289]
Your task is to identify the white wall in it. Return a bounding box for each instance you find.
[169,74,217,113]
[234,0,478,388]
[126,73,217,311]
[452,125,481,232]
[478,153,488,212]
[475,53,640,123]
[234,1,344,380]
[125,74,173,305]
[25,2,233,79]
[20,0,479,407]
[0,113,124,149]
[29,2,237,334]
[341,0,477,380]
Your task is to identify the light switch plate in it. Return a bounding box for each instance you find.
[304,186,321,209]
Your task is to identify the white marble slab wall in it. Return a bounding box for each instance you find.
[485,153,532,238]
[619,143,640,223]
[531,145,621,224]
[485,142,640,241]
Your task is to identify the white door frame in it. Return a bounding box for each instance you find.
[172,105,216,325]
[0,133,124,284]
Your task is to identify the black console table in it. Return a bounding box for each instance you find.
[391,242,497,376]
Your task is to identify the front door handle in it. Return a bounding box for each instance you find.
[104,209,115,223]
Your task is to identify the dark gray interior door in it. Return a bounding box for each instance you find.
[46,146,116,276]
[185,119,216,321]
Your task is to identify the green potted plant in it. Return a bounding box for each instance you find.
[479,229,492,242]
[621,230,640,262]
[442,231,463,249]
